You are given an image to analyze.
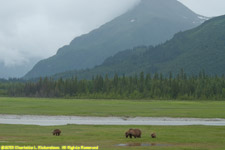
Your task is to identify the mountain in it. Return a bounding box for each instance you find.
[24,0,206,79]
[55,15,225,79]
[0,58,40,79]
[0,63,29,79]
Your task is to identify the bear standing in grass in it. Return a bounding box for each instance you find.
[125,129,141,138]
[151,133,156,138]
[52,129,61,136]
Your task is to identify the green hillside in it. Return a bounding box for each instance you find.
[24,0,204,79]
[53,15,225,79]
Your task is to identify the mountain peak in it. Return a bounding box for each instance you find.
[24,0,205,79]
[56,15,225,79]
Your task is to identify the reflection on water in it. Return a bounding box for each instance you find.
[116,143,171,147]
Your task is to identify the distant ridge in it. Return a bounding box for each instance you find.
[53,15,225,79]
[24,0,205,79]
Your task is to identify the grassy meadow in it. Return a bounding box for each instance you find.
[0,124,225,150]
[1,97,225,150]
[0,97,225,118]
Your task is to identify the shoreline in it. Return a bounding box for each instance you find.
[1,114,225,126]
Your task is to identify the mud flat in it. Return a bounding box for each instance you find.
[1,114,225,126]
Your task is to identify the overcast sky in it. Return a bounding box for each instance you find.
[0,0,225,69]
[178,0,225,17]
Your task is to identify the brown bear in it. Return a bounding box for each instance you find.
[52,129,61,136]
[125,128,141,138]
[151,133,156,138]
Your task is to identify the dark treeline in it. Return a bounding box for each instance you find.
[2,70,225,100]
[0,78,26,96]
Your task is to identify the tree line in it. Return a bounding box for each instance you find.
[2,70,225,100]
[0,70,225,100]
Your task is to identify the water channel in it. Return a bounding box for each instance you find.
[1,115,225,126]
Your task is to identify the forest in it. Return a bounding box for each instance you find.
[1,70,225,100]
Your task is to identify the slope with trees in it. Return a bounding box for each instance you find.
[54,15,225,79]
[24,0,205,79]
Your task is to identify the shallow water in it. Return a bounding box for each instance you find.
[1,114,225,126]
[116,143,171,147]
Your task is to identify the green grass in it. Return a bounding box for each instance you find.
[0,124,225,150]
[1,97,225,149]
[1,97,225,118]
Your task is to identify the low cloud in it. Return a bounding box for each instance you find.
[1,0,225,78]
[0,0,140,67]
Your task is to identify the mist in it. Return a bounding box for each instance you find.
[0,0,140,78]
[1,0,225,78]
